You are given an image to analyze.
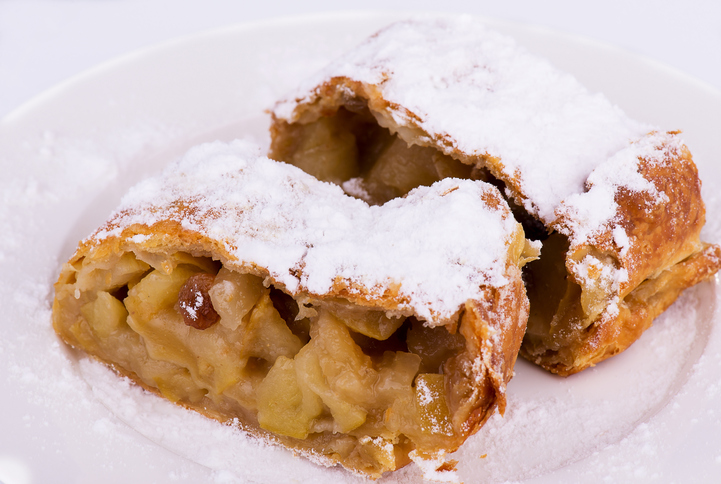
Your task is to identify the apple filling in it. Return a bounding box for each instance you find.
[270,107,477,205]
[54,249,481,476]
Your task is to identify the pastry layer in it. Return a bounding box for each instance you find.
[270,17,721,376]
[53,140,534,477]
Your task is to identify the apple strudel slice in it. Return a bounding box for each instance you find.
[269,17,721,376]
[52,140,537,478]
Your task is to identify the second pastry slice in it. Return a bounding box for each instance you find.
[269,16,721,376]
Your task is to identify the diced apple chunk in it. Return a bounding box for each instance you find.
[80,291,128,338]
[125,265,199,321]
[310,310,378,406]
[74,252,150,294]
[414,374,454,436]
[293,310,382,432]
[295,343,368,433]
[243,291,303,364]
[374,351,421,406]
[208,267,264,331]
[365,137,440,200]
[127,306,246,396]
[256,355,323,439]
[291,116,359,184]
[324,301,404,341]
[106,252,151,289]
[431,151,473,179]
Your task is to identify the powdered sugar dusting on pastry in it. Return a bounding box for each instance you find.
[557,131,677,248]
[550,131,684,319]
[93,140,520,324]
[274,16,654,224]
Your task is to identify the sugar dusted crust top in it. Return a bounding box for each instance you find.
[271,16,709,306]
[273,15,654,225]
[89,140,524,325]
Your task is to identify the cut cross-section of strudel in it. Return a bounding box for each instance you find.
[269,16,721,376]
[52,140,537,478]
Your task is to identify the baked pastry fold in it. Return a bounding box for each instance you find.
[53,140,536,477]
[269,17,721,376]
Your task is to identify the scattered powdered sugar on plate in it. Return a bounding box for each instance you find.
[447,283,711,482]
[94,139,519,323]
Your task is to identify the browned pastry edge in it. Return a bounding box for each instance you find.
[558,138,708,298]
[540,138,721,375]
[521,243,721,376]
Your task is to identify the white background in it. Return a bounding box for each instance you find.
[1,0,720,120]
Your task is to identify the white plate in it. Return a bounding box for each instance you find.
[1,12,720,484]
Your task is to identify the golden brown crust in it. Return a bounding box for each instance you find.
[522,243,721,376]
[559,140,707,296]
[536,138,720,375]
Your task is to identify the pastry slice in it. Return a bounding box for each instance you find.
[269,17,721,376]
[53,140,537,478]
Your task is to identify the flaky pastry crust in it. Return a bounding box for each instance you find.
[269,18,721,376]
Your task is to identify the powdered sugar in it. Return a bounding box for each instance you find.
[274,16,654,225]
[408,451,460,483]
[613,226,631,257]
[94,139,519,324]
[178,293,202,321]
[557,131,677,247]
[449,284,711,482]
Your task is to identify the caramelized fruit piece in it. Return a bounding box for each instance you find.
[414,374,454,436]
[406,319,466,373]
[256,355,323,439]
[176,273,219,330]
